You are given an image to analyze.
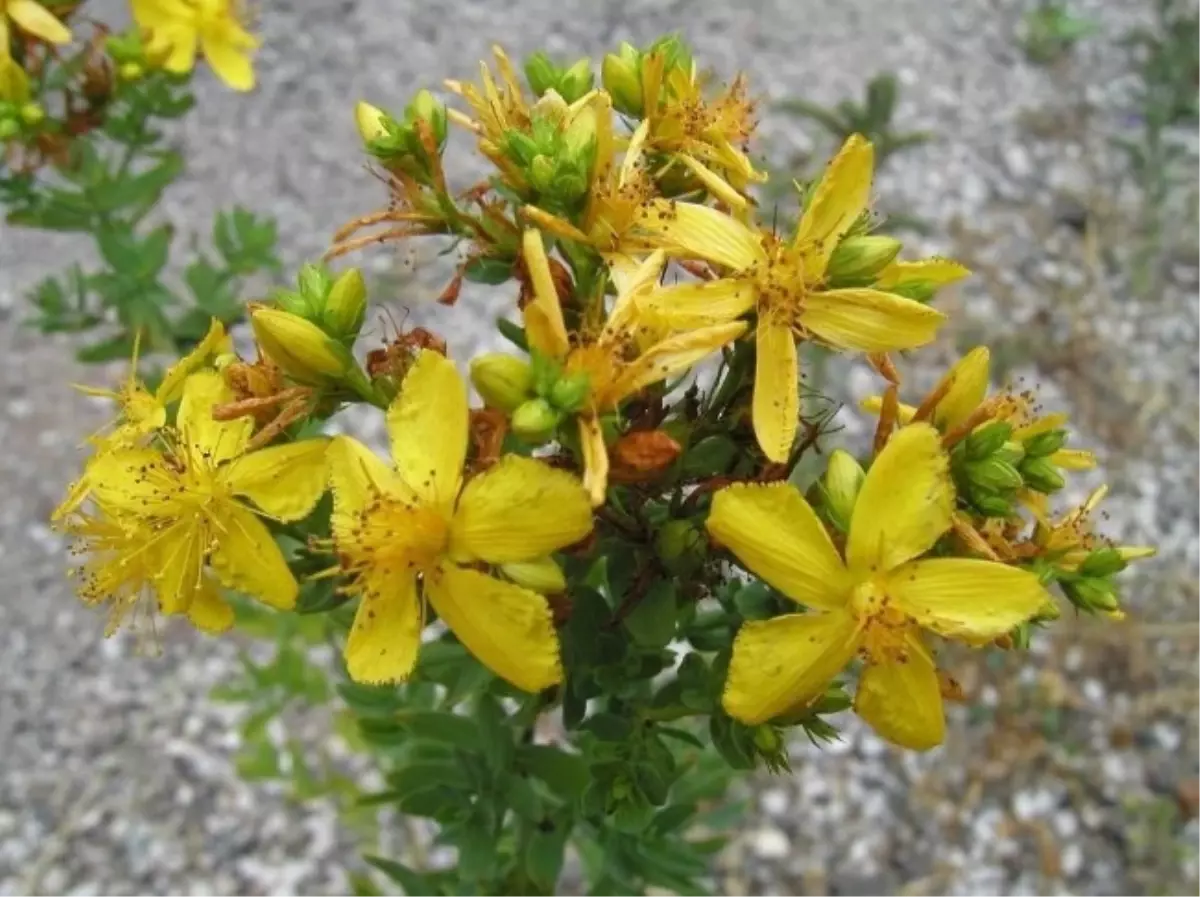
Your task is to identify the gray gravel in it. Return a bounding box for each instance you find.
[2,0,1197,894]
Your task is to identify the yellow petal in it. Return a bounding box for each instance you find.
[580,414,609,508]
[1050,448,1097,471]
[345,569,423,684]
[678,154,749,213]
[328,435,411,542]
[636,200,766,271]
[605,250,667,337]
[931,346,990,430]
[802,288,946,352]
[221,439,329,522]
[177,371,252,466]
[854,632,944,750]
[154,520,204,615]
[87,447,181,516]
[607,321,747,405]
[387,350,467,512]
[208,503,297,610]
[449,456,592,563]
[187,575,235,634]
[426,564,562,692]
[707,483,851,610]
[639,278,757,329]
[7,0,71,44]
[847,423,953,573]
[723,610,862,725]
[794,134,874,275]
[1013,411,1069,440]
[860,395,917,425]
[522,229,570,358]
[156,319,229,404]
[875,257,971,290]
[885,558,1050,640]
[159,29,198,74]
[199,27,255,91]
[751,319,798,463]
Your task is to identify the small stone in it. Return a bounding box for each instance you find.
[1061,843,1084,878]
[759,787,790,817]
[750,825,790,860]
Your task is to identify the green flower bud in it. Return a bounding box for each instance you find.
[407,89,447,148]
[298,263,333,304]
[994,440,1026,466]
[0,118,19,140]
[752,725,782,754]
[965,457,1024,494]
[117,61,144,82]
[1079,547,1127,578]
[323,268,367,340]
[655,519,705,576]
[973,494,1015,518]
[602,52,643,116]
[1020,456,1066,493]
[523,52,559,97]
[965,421,1014,461]
[250,307,357,385]
[529,351,562,398]
[549,371,590,412]
[826,236,903,283]
[820,449,865,532]
[1062,576,1120,613]
[511,397,562,443]
[559,58,595,103]
[529,154,557,194]
[646,34,693,74]
[470,354,534,412]
[1023,428,1068,458]
[19,103,44,126]
[354,100,390,144]
[273,289,314,318]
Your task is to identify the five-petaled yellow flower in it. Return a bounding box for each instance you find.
[708,424,1051,750]
[70,371,328,627]
[638,135,959,463]
[0,0,71,48]
[523,229,746,505]
[329,350,593,691]
[132,0,259,91]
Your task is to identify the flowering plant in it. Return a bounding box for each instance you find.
[5,12,1154,893]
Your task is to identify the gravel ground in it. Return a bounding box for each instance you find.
[1,0,1197,894]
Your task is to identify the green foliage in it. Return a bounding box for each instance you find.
[1018,1,1099,65]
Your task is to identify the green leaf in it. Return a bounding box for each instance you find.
[581,712,633,742]
[234,739,280,780]
[519,744,588,801]
[496,316,529,351]
[463,256,514,284]
[76,332,138,364]
[400,709,482,748]
[681,435,738,477]
[122,151,185,214]
[623,581,677,648]
[452,822,499,881]
[524,822,569,891]
[363,855,437,896]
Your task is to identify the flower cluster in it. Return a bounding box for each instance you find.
[56,36,1153,753]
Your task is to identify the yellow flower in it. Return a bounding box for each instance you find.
[707,424,1050,750]
[131,0,259,91]
[637,135,950,462]
[522,229,746,505]
[444,44,532,180]
[66,371,329,623]
[1030,486,1156,570]
[328,350,593,691]
[0,0,71,47]
[0,54,31,102]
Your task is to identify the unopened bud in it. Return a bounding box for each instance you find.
[752,725,782,753]
[995,440,1026,466]
[298,263,332,304]
[820,449,865,531]
[965,421,1013,461]
[354,100,390,144]
[19,103,44,125]
[826,235,902,283]
[965,457,1023,494]
[529,154,556,194]
[1020,456,1066,493]
[273,289,313,318]
[511,397,561,442]
[1079,547,1127,578]
[609,430,682,484]
[501,557,567,594]
[323,268,367,340]
[1023,428,1068,458]
[470,354,534,413]
[407,89,447,148]
[523,52,559,97]
[549,371,590,412]
[0,118,19,140]
[1063,576,1120,613]
[118,61,144,82]
[973,494,1015,518]
[250,306,354,385]
[560,58,595,103]
[602,52,643,116]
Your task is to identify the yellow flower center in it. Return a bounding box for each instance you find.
[345,496,450,577]
[750,241,812,329]
[848,578,915,665]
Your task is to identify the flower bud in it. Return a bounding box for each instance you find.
[973,494,1015,518]
[470,354,534,412]
[826,235,902,283]
[965,421,1014,461]
[1079,547,1127,578]
[250,306,355,385]
[529,154,557,194]
[1020,456,1066,493]
[655,519,705,576]
[273,289,313,318]
[647,34,693,73]
[0,118,19,140]
[18,103,44,126]
[1023,428,1068,458]
[511,397,561,442]
[523,52,559,97]
[118,61,144,82]
[752,725,782,754]
[298,263,333,304]
[820,449,865,531]
[1062,576,1120,613]
[407,89,447,148]
[965,457,1023,494]
[501,557,567,593]
[323,268,367,340]
[354,100,390,144]
[560,58,595,103]
[995,440,1026,466]
[549,370,590,412]
[602,52,643,116]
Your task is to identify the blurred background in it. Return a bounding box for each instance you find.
[1,0,1197,893]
